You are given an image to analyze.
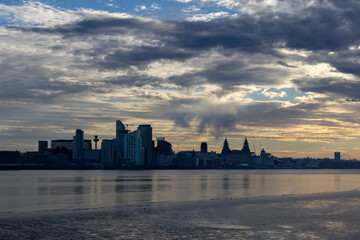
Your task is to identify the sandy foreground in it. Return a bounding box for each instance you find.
[1,191,360,239]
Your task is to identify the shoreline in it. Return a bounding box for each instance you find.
[1,190,360,239]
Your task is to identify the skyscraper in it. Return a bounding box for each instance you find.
[201,142,208,153]
[125,130,142,166]
[73,129,84,162]
[116,120,129,164]
[101,139,116,167]
[138,124,153,166]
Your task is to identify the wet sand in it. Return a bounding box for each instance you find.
[1,191,360,239]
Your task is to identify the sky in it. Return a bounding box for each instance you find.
[1,0,360,159]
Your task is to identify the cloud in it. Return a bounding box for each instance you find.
[187,12,231,22]
[293,77,360,100]
[277,60,296,68]
[0,2,79,26]
[1,1,360,154]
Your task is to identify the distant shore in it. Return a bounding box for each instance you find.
[1,190,360,239]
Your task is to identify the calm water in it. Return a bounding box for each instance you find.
[1,169,360,213]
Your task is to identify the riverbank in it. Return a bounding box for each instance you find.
[1,190,360,239]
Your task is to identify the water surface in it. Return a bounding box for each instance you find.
[1,169,360,213]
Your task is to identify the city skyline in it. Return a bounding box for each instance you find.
[1,1,360,159]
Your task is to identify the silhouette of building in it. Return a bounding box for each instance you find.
[84,149,101,164]
[241,138,251,154]
[116,120,129,164]
[38,141,48,154]
[258,148,275,168]
[221,138,230,155]
[73,129,84,162]
[0,151,21,164]
[51,139,91,151]
[334,152,341,161]
[101,139,116,167]
[125,130,142,166]
[51,140,73,150]
[138,124,153,166]
[156,137,174,155]
[201,142,207,153]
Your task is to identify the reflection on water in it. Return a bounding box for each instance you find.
[1,169,360,212]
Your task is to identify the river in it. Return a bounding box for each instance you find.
[1,169,360,213]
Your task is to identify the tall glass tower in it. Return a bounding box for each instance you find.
[138,124,153,166]
[116,120,129,165]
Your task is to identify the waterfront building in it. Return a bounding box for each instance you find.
[38,141,48,154]
[84,149,101,164]
[201,142,208,153]
[73,129,84,162]
[51,139,91,151]
[334,152,341,161]
[156,137,174,155]
[221,138,231,155]
[101,139,116,167]
[138,124,153,166]
[241,138,251,154]
[125,130,142,166]
[115,120,129,164]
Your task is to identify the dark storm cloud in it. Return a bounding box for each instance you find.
[0,58,106,102]
[106,73,164,87]
[93,46,195,70]
[292,78,360,100]
[170,59,284,88]
[8,17,171,37]
[9,0,360,73]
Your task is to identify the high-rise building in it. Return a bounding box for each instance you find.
[334,152,341,161]
[125,130,141,166]
[221,138,230,155]
[73,129,84,162]
[116,120,129,164]
[201,142,208,153]
[138,124,153,166]
[101,139,116,167]
[38,141,48,154]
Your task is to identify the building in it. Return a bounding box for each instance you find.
[51,140,73,150]
[156,137,174,155]
[201,142,208,153]
[38,141,48,154]
[223,138,253,168]
[84,149,101,165]
[115,120,129,164]
[221,138,231,155]
[124,130,142,166]
[138,124,153,166]
[101,139,116,167]
[334,152,341,161]
[73,129,84,162]
[51,139,91,151]
[0,151,21,164]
